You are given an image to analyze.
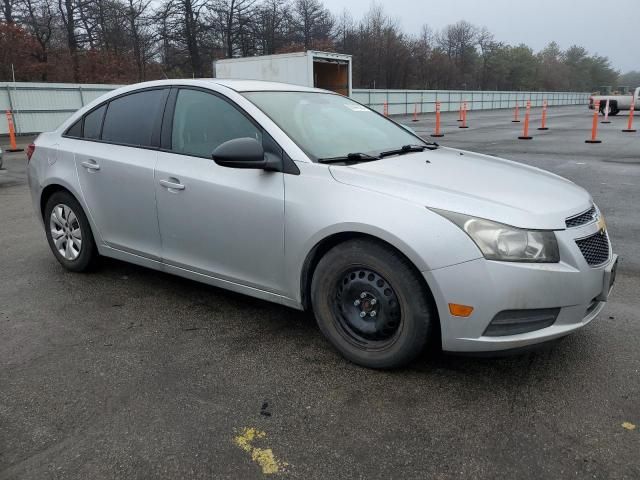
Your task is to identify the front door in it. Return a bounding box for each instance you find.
[155,88,286,293]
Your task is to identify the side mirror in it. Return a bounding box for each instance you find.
[212,137,280,171]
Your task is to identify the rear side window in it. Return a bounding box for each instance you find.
[83,105,106,140]
[171,89,261,158]
[66,118,82,137]
[102,89,166,147]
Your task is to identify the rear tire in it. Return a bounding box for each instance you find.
[311,239,436,369]
[44,191,97,272]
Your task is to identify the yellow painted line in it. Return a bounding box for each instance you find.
[234,427,288,475]
[622,421,636,431]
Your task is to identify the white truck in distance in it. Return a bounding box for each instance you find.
[213,51,353,97]
[589,87,640,115]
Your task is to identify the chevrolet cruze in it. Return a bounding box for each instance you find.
[27,79,617,368]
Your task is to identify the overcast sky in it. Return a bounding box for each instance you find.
[321,0,637,73]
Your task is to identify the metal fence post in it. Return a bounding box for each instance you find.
[78,85,85,107]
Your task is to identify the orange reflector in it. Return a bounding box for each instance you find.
[449,303,474,317]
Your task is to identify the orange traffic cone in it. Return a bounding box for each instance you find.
[518,101,533,139]
[622,96,636,133]
[538,100,549,130]
[5,111,23,152]
[459,102,469,129]
[431,101,444,138]
[512,103,520,123]
[585,101,602,143]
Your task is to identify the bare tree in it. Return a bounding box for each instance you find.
[253,0,291,54]
[158,0,208,76]
[411,24,433,88]
[437,20,478,88]
[210,0,258,58]
[333,8,353,52]
[16,0,55,79]
[2,0,16,22]
[57,0,80,81]
[292,0,331,50]
[126,0,152,80]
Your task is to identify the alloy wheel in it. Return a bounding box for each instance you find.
[49,203,82,260]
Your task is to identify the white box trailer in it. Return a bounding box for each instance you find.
[213,51,352,96]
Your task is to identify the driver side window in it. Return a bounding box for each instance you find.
[171,89,262,158]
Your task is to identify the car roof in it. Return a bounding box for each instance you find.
[207,78,325,93]
[114,78,328,94]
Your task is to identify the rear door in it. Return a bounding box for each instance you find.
[155,87,286,293]
[74,88,168,259]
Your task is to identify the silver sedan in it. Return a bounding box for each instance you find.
[27,80,617,368]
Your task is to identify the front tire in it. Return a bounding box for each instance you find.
[311,239,436,369]
[44,191,97,272]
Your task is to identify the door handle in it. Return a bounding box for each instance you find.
[81,160,100,171]
[159,179,186,191]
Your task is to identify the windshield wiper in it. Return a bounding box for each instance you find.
[317,152,380,164]
[379,143,437,158]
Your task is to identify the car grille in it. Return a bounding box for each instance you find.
[575,231,610,267]
[566,206,597,228]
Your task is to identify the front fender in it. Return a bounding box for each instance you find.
[283,163,482,303]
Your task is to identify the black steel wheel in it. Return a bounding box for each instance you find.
[311,239,436,369]
[335,267,402,349]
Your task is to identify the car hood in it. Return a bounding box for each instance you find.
[328,147,591,230]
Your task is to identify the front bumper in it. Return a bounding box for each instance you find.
[425,221,616,353]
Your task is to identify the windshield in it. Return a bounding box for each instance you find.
[242,91,425,161]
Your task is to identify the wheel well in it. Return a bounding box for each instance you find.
[40,184,73,220]
[300,232,441,348]
[300,232,436,306]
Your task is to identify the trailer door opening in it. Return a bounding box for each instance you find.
[313,59,349,96]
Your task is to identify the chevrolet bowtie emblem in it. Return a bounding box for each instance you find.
[597,215,607,233]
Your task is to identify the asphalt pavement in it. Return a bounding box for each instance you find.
[1,105,638,479]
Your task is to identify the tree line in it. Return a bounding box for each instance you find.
[0,0,626,91]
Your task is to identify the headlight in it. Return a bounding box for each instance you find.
[433,209,560,263]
